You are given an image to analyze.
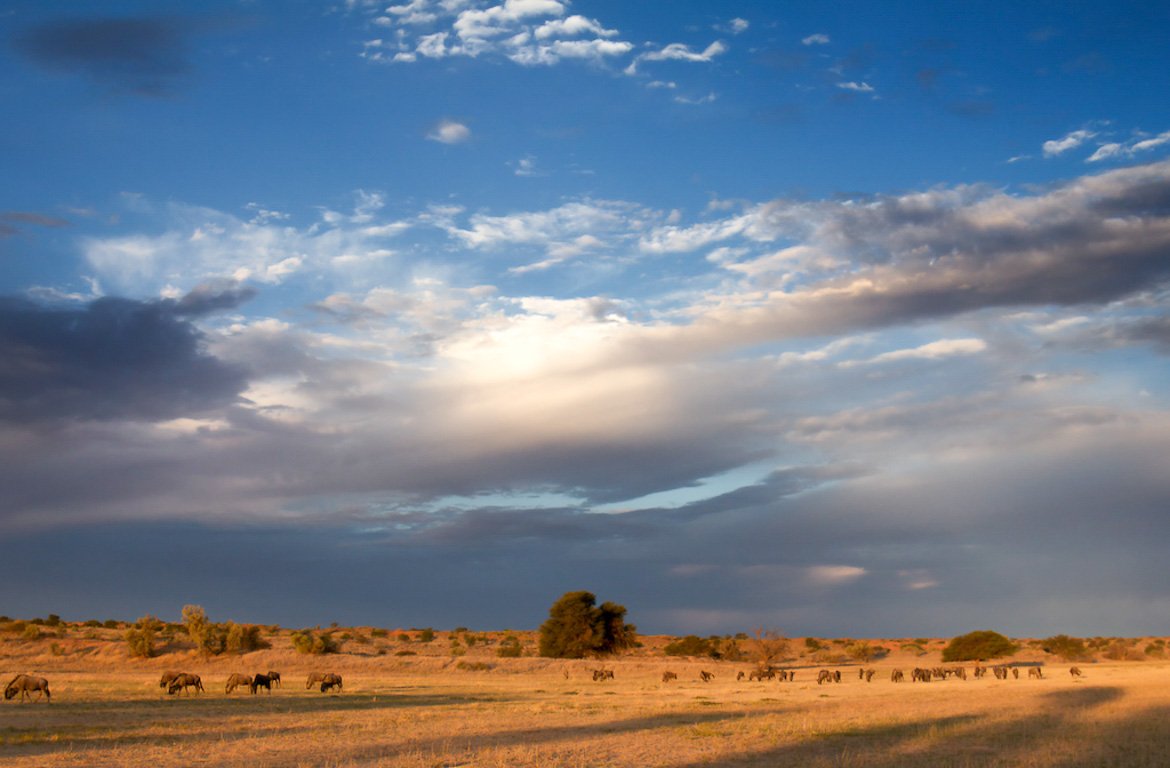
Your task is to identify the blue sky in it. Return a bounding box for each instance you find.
[2,0,1170,637]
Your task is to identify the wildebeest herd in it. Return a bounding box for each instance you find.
[0,670,340,704]
[1,663,1084,704]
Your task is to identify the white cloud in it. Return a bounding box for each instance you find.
[836,81,874,93]
[674,91,717,106]
[625,40,726,74]
[802,33,830,45]
[1088,129,1170,163]
[846,338,988,367]
[1043,128,1096,157]
[427,119,471,144]
[729,18,749,34]
[533,15,617,40]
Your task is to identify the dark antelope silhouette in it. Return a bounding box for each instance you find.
[167,673,204,696]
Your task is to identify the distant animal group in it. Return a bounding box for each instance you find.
[726,664,1076,685]
[150,670,338,697]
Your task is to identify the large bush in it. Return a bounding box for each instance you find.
[1041,634,1090,661]
[538,591,636,658]
[124,615,160,658]
[664,635,715,657]
[942,630,1018,662]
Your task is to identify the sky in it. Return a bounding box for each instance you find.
[2,0,1170,638]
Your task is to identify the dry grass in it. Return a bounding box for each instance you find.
[3,633,1170,767]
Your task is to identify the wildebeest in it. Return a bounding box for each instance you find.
[864,669,876,682]
[4,675,50,703]
[591,669,614,681]
[167,673,204,696]
[1070,666,1084,678]
[662,671,678,683]
[912,668,932,682]
[1012,668,1019,679]
[699,670,714,682]
[1028,667,1044,679]
[993,666,1008,680]
[225,673,253,694]
[953,667,968,681]
[973,665,986,679]
[890,669,905,682]
[817,669,834,685]
[736,671,745,681]
[266,671,281,688]
[159,671,182,689]
[319,673,343,693]
[251,673,273,694]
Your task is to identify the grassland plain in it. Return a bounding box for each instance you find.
[3,629,1170,767]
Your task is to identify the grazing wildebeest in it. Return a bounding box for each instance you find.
[817,669,833,685]
[912,668,932,682]
[736,671,745,681]
[778,669,790,682]
[993,666,1008,680]
[159,671,182,689]
[4,675,50,703]
[953,667,968,681]
[890,669,905,682]
[167,673,204,696]
[591,669,614,681]
[1070,666,1083,678]
[319,673,343,693]
[251,673,272,694]
[748,668,774,681]
[1012,668,1019,679]
[1028,667,1043,679]
[699,670,714,682]
[267,671,282,688]
[662,671,678,683]
[225,673,253,694]
[973,665,986,679]
[864,669,876,682]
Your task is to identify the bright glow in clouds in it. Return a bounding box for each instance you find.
[5,0,1170,636]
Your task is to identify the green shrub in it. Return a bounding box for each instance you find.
[664,635,715,657]
[370,628,389,638]
[456,661,491,671]
[497,635,523,658]
[291,630,339,655]
[22,624,41,641]
[942,630,1018,662]
[103,620,120,630]
[418,628,435,643]
[124,615,160,658]
[1041,635,1090,661]
[397,633,411,643]
[224,623,269,654]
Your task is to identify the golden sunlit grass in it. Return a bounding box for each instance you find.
[3,632,1170,767]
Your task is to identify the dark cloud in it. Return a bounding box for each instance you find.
[170,279,257,317]
[1,211,70,228]
[12,16,191,96]
[0,294,248,424]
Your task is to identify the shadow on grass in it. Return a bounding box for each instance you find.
[662,686,1158,768]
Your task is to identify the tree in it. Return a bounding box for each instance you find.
[125,614,160,658]
[539,591,637,658]
[942,630,1018,662]
[744,628,791,667]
